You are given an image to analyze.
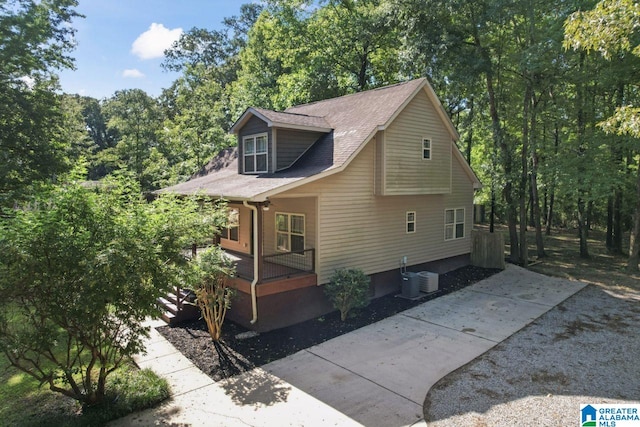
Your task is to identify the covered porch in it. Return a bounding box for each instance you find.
[224,248,316,284]
[160,197,324,331]
[208,246,322,332]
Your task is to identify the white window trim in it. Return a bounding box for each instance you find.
[422,138,432,160]
[444,208,465,241]
[406,211,416,234]
[243,132,268,174]
[275,212,306,253]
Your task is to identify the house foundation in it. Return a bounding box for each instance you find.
[227,253,471,332]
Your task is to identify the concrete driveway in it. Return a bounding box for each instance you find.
[110,265,585,427]
[264,265,585,426]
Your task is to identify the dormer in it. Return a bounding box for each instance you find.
[230,107,332,174]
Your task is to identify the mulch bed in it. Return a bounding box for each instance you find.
[157,265,501,382]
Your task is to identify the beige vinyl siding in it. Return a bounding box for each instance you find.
[279,142,475,284]
[384,89,452,194]
[275,129,324,171]
[262,197,317,256]
[374,130,385,195]
[442,155,475,249]
[220,203,253,254]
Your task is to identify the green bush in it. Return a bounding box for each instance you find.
[324,268,370,321]
[15,363,171,427]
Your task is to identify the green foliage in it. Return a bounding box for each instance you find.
[189,245,236,341]
[102,89,165,190]
[0,175,217,405]
[94,365,170,416]
[230,0,403,113]
[0,0,80,206]
[325,268,370,321]
[0,353,169,426]
[160,65,233,183]
[0,0,79,78]
[0,81,71,205]
[564,0,640,60]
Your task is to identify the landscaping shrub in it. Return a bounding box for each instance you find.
[325,268,371,321]
[190,246,236,341]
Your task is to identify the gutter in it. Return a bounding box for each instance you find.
[243,200,259,324]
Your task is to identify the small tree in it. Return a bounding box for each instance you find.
[190,246,236,341]
[324,268,370,321]
[0,175,218,405]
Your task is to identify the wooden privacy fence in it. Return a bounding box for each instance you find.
[471,230,506,270]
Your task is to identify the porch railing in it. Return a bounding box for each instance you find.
[263,248,315,280]
[188,246,315,282]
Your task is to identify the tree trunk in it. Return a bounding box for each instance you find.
[577,197,590,258]
[487,64,519,261]
[627,163,640,271]
[530,105,545,258]
[465,96,474,163]
[606,196,614,250]
[613,186,623,253]
[611,83,624,254]
[546,122,559,235]
[576,52,589,259]
[519,83,531,266]
[490,184,496,233]
[474,31,519,261]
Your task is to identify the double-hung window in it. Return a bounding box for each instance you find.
[422,138,432,160]
[222,208,239,241]
[243,133,268,173]
[406,211,416,233]
[445,208,465,240]
[276,213,305,252]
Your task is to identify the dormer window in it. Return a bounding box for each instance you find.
[244,133,268,173]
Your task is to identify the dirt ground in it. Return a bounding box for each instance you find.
[425,227,640,426]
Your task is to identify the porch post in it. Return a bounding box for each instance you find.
[256,202,265,283]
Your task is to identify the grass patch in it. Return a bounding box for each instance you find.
[0,357,170,426]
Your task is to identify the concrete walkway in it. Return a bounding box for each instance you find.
[109,265,585,427]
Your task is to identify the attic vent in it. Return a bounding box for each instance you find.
[418,271,439,293]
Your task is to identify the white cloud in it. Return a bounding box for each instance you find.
[123,69,145,78]
[131,23,182,60]
[19,75,36,89]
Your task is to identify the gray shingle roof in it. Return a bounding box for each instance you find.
[251,108,332,131]
[285,78,429,168]
[229,107,332,133]
[156,146,318,199]
[159,78,462,200]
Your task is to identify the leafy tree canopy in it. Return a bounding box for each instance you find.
[0,172,223,405]
[0,0,80,205]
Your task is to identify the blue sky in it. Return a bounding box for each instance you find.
[58,1,247,99]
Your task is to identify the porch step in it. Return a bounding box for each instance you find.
[160,311,176,324]
[158,297,178,315]
[158,290,200,326]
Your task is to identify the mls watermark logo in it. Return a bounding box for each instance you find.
[581,404,640,426]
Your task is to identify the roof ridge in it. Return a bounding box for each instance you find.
[285,78,426,111]
[254,107,325,119]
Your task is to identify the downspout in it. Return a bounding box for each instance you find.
[243,200,259,324]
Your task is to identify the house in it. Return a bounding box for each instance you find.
[159,78,481,332]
